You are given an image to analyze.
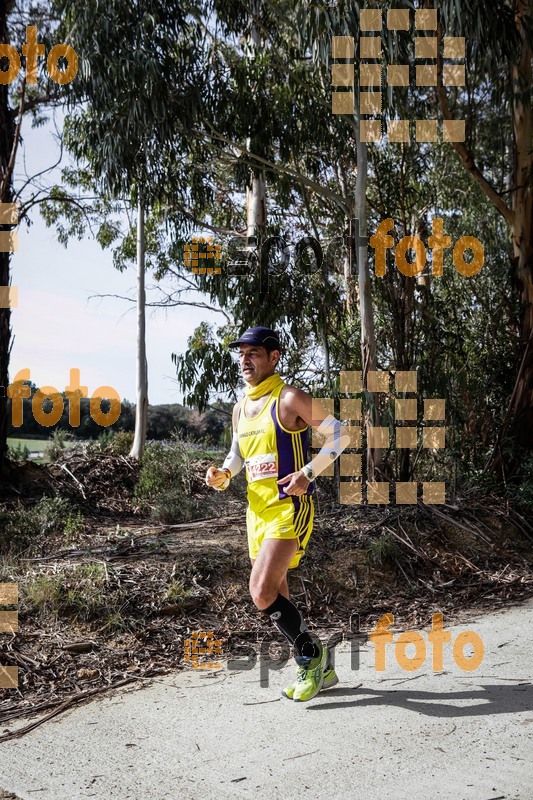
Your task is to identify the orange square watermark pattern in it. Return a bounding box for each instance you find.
[0,583,19,689]
[184,631,222,670]
[331,7,466,143]
[184,237,222,274]
[313,370,446,505]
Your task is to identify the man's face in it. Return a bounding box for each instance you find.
[238,344,279,385]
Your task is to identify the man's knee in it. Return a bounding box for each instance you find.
[249,573,279,609]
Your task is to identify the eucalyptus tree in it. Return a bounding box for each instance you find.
[172,0,358,407]
[298,0,533,483]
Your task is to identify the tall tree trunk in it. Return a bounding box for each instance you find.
[320,305,331,383]
[246,0,267,293]
[129,196,148,459]
[246,169,266,239]
[355,124,381,479]
[507,0,533,449]
[0,3,15,478]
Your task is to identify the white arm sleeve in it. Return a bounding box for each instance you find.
[221,432,244,478]
[305,415,351,477]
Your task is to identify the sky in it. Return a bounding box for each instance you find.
[9,110,222,406]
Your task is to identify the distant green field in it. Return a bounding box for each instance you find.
[188,448,225,460]
[7,437,77,454]
[8,437,49,452]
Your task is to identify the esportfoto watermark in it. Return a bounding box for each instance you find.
[184,217,484,285]
[4,368,122,428]
[185,613,484,686]
[0,26,78,86]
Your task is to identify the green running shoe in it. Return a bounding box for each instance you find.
[281,665,339,700]
[291,641,329,703]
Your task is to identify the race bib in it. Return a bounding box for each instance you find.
[246,453,278,482]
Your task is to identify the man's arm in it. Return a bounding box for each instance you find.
[205,401,245,491]
[276,387,351,496]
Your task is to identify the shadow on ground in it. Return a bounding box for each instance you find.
[309,682,533,717]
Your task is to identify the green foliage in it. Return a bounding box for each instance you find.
[173,322,241,411]
[136,437,191,498]
[134,433,227,522]
[8,442,30,462]
[135,435,214,523]
[97,429,115,448]
[23,564,131,625]
[366,533,400,566]
[63,510,85,543]
[103,431,135,456]
[0,495,81,553]
[57,0,208,202]
[35,496,77,534]
[165,579,195,604]
[43,429,71,463]
[0,508,34,554]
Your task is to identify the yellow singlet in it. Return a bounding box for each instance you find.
[237,380,314,569]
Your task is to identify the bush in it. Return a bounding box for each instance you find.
[135,435,215,523]
[97,429,115,449]
[35,496,76,533]
[104,430,135,456]
[63,510,84,542]
[136,436,191,497]
[8,442,30,462]
[0,496,83,554]
[366,532,400,565]
[0,507,35,554]
[43,429,72,464]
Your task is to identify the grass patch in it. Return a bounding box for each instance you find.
[165,578,196,603]
[23,573,64,615]
[8,437,51,451]
[366,532,400,565]
[0,496,85,555]
[22,563,130,625]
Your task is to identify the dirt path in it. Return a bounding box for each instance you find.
[1,599,532,800]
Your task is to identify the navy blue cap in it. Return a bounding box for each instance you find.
[228,326,281,350]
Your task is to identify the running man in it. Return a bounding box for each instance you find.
[205,326,350,702]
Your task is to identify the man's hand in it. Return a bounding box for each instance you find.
[205,466,229,489]
[277,470,310,496]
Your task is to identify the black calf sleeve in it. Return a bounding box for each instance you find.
[261,593,319,659]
